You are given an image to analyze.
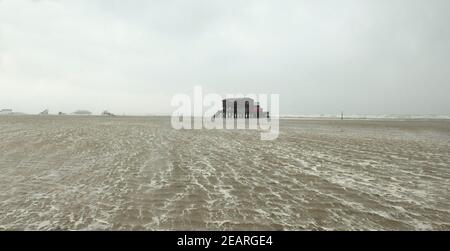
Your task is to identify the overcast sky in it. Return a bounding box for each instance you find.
[0,0,449,115]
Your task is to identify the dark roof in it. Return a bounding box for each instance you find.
[222,97,254,102]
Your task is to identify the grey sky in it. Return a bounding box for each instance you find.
[0,0,449,115]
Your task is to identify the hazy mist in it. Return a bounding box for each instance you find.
[1,0,449,115]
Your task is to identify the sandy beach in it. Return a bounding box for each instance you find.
[0,116,449,230]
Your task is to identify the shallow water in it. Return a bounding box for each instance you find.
[0,116,449,230]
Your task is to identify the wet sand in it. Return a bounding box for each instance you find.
[0,116,449,230]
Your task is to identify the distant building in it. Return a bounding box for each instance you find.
[213,98,269,119]
[0,109,13,115]
[72,110,92,115]
[102,110,115,116]
[39,109,49,115]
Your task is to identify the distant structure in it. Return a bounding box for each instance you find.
[0,109,13,115]
[72,110,92,115]
[213,98,269,119]
[102,110,115,116]
[58,112,66,115]
[39,109,49,115]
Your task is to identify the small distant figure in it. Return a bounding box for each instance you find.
[341,111,344,120]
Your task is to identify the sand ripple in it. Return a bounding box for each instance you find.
[0,116,449,230]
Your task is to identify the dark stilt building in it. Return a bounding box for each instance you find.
[214,98,269,119]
